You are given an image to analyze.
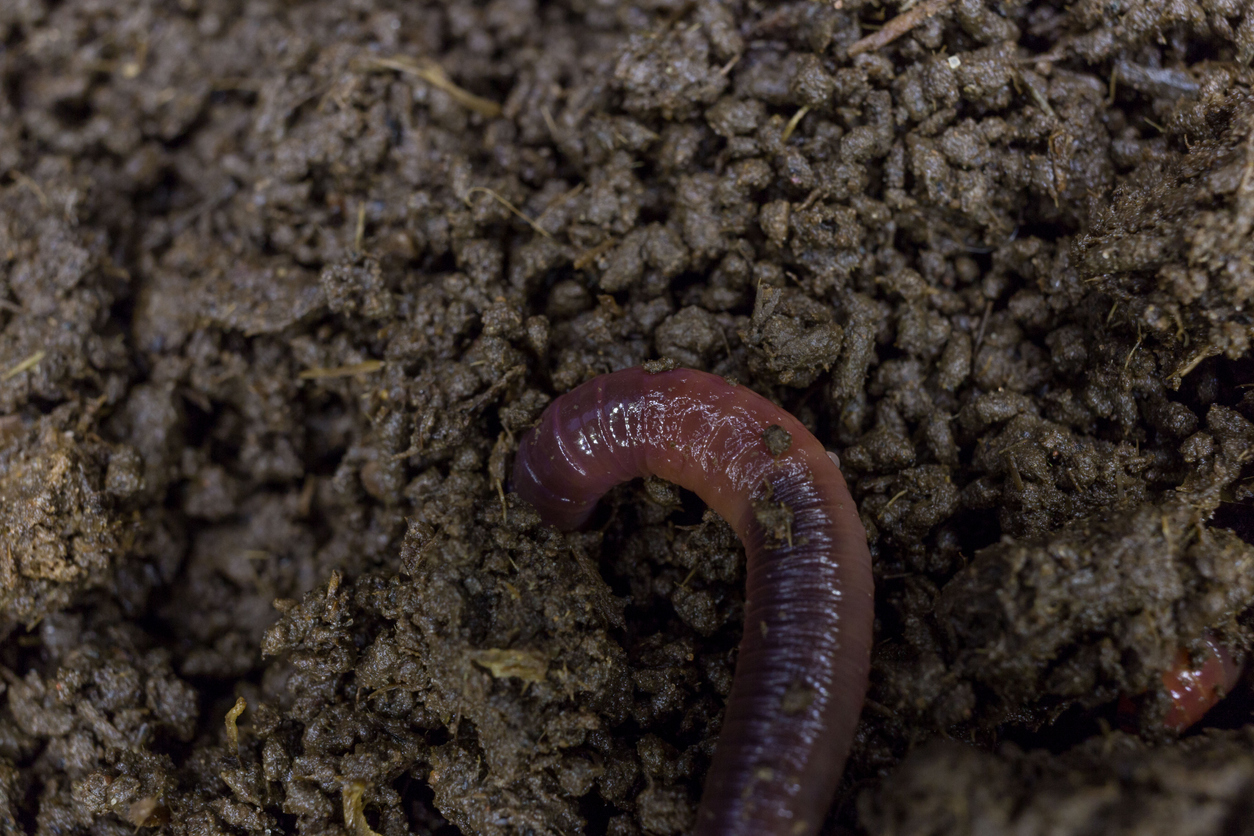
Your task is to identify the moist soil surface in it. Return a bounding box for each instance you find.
[1,1,1254,835]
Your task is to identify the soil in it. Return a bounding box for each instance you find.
[0,1,1252,835]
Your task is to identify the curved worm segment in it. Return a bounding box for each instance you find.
[1118,635,1245,732]
[512,367,873,836]
[1160,636,1244,731]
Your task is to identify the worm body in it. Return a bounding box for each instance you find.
[1118,635,1244,731]
[1160,637,1243,731]
[512,367,874,836]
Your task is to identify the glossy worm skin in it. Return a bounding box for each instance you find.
[512,367,874,836]
[1119,635,1244,732]
[1160,637,1243,731]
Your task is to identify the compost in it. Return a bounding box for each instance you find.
[0,1,1252,835]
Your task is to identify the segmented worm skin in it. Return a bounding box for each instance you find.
[512,367,874,836]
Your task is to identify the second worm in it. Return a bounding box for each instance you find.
[512,366,874,836]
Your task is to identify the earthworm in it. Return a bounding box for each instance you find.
[1120,635,1244,732]
[512,366,874,836]
[1160,637,1243,730]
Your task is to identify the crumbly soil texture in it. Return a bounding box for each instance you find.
[1,1,1253,835]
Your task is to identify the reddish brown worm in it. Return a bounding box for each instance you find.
[1159,637,1243,730]
[512,366,874,836]
[1119,634,1245,732]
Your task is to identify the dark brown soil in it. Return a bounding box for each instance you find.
[1,1,1252,835]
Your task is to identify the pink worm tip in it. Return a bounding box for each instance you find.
[1160,635,1244,732]
[512,367,873,836]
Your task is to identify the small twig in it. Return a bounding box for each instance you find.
[1019,48,1067,66]
[1021,71,1059,124]
[540,106,559,140]
[353,201,367,253]
[355,55,502,118]
[1123,325,1143,374]
[573,237,618,270]
[781,105,811,143]
[464,187,553,239]
[1169,346,1219,389]
[848,0,954,56]
[1004,452,1024,492]
[533,182,584,228]
[2,350,45,381]
[972,301,993,353]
